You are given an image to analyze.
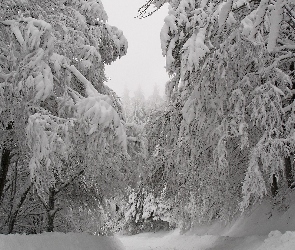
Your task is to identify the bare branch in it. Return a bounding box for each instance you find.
[137,0,163,19]
[55,169,85,195]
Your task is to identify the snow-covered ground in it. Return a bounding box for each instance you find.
[1,195,295,250]
[0,232,125,250]
[1,229,294,250]
[119,229,295,250]
[119,230,219,250]
[119,194,295,250]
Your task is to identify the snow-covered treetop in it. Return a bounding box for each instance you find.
[72,0,108,22]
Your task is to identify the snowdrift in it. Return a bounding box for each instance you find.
[119,229,295,250]
[188,194,295,238]
[119,192,295,250]
[0,232,125,250]
[2,194,295,250]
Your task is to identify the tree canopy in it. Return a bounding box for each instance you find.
[0,0,130,233]
[141,0,295,228]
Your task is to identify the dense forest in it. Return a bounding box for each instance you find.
[0,0,295,237]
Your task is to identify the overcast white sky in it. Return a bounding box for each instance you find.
[102,0,169,98]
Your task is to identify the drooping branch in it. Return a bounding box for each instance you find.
[137,0,163,19]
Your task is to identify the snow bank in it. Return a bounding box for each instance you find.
[119,193,295,250]
[0,232,125,250]
[257,231,295,250]
[119,229,295,250]
[226,200,295,237]
[1,228,293,250]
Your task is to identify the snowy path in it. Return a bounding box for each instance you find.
[118,230,215,250]
[117,230,267,250]
[1,229,295,250]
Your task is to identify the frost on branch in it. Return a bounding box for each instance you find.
[160,0,212,80]
[0,0,130,233]
[181,28,209,80]
[18,58,54,102]
[100,23,128,64]
[78,45,102,70]
[240,9,257,38]
[2,18,54,102]
[76,96,127,151]
[240,134,288,211]
[63,63,127,151]
[218,0,234,29]
[249,0,269,41]
[144,0,295,227]
[240,149,267,211]
[228,88,249,149]
[2,17,53,52]
[26,113,74,200]
[250,82,284,131]
[267,0,285,52]
[213,135,229,174]
[72,0,108,22]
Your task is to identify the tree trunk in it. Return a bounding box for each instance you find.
[7,183,32,234]
[0,122,14,202]
[46,187,56,232]
[42,169,84,232]
[0,148,11,202]
[271,174,278,197]
[284,156,294,188]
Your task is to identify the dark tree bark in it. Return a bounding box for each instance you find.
[0,148,11,202]
[38,169,84,232]
[284,157,294,188]
[7,183,32,234]
[0,122,14,202]
[46,187,56,232]
[271,174,278,197]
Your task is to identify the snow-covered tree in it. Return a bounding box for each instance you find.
[123,185,171,234]
[122,84,165,124]
[122,86,133,122]
[146,84,166,112]
[119,84,169,234]
[131,86,147,124]
[0,0,129,233]
[0,159,34,234]
[140,0,295,226]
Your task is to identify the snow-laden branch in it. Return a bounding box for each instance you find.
[240,149,267,211]
[72,0,108,22]
[1,20,25,46]
[1,17,52,51]
[261,52,293,73]
[283,100,295,113]
[65,64,99,97]
[274,44,295,52]
[62,64,127,150]
[249,0,270,40]
[218,0,234,29]
[267,0,285,52]
[180,27,209,79]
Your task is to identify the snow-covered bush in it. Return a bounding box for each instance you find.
[123,186,172,235]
